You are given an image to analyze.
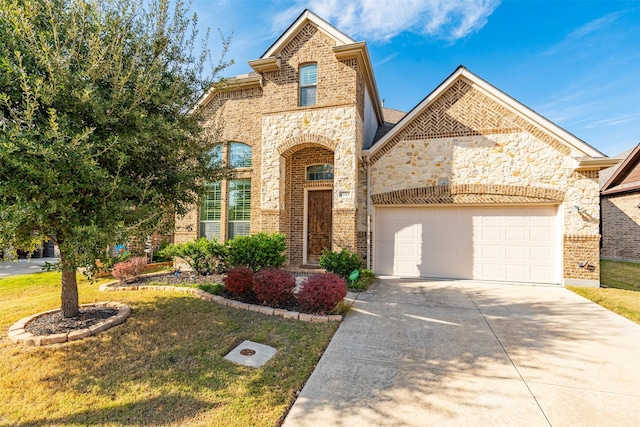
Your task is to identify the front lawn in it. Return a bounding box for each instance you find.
[569,260,640,325]
[0,272,338,426]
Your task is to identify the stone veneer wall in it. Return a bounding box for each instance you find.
[368,78,601,284]
[601,192,640,261]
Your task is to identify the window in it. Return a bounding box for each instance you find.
[200,181,222,240]
[299,63,317,106]
[229,142,252,168]
[306,164,333,181]
[228,179,251,239]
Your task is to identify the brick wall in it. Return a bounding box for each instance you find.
[563,235,601,281]
[284,146,334,265]
[601,192,640,261]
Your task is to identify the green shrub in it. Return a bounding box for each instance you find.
[158,238,227,276]
[350,269,376,291]
[198,283,223,295]
[319,248,364,279]
[226,232,287,272]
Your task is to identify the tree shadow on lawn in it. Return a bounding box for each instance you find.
[5,294,337,426]
[16,394,211,426]
[284,278,640,426]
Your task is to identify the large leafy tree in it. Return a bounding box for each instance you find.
[0,0,230,317]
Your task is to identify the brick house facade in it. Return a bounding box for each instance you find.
[175,10,615,287]
[600,144,640,261]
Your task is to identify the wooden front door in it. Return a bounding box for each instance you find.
[307,190,332,263]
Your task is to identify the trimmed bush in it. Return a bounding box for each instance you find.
[158,238,227,275]
[223,267,254,297]
[319,248,364,279]
[227,232,287,272]
[297,273,347,314]
[350,269,376,291]
[253,269,296,306]
[112,256,148,284]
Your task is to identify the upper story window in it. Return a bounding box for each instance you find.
[299,63,317,107]
[306,164,334,181]
[229,142,252,168]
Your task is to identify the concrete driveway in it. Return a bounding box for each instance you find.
[0,258,59,278]
[285,278,640,426]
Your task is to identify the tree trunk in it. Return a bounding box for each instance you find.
[60,251,79,318]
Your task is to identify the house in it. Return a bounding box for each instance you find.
[600,143,640,262]
[175,10,617,287]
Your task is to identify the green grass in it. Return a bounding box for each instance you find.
[0,272,338,426]
[569,260,640,325]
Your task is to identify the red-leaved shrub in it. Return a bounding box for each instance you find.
[112,256,148,284]
[223,267,254,297]
[297,273,347,313]
[253,269,295,305]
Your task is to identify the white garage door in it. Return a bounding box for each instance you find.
[374,205,559,284]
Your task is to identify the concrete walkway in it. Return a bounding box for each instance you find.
[0,258,59,278]
[285,278,640,426]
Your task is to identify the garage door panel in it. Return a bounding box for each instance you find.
[375,206,559,284]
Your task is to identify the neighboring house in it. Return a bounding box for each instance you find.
[175,10,617,287]
[600,143,640,261]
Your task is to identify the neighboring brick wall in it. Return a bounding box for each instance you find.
[563,235,600,281]
[601,192,640,261]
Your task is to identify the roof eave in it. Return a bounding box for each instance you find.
[190,75,262,113]
[601,143,640,191]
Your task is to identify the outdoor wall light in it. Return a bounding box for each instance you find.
[573,205,582,213]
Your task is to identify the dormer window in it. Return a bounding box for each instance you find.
[299,63,317,106]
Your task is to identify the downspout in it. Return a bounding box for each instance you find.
[366,158,371,271]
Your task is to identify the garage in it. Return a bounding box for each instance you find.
[374,205,560,284]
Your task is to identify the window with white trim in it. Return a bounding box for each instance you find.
[299,63,317,107]
[228,179,251,239]
[229,142,252,168]
[200,181,222,241]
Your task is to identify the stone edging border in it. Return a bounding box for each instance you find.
[8,302,131,346]
[99,278,343,324]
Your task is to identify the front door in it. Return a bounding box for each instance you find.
[307,190,332,263]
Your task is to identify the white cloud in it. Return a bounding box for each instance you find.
[274,0,501,42]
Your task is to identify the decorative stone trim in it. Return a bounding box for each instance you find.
[371,184,565,205]
[99,280,342,323]
[304,180,333,188]
[8,302,131,347]
[564,234,601,242]
[277,133,338,156]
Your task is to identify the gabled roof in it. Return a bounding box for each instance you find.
[260,9,355,58]
[601,143,640,195]
[365,66,610,164]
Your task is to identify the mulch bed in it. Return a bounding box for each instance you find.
[24,272,330,336]
[25,307,119,336]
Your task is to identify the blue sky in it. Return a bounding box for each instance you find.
[191,0,640,157]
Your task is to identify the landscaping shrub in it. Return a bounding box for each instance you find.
[112,256,148,284]
[297,273,347,313]
[319,248,364,279]
[227,232,287,271]
[350,269,376,291]
[253,269,296,306]
[198,283,223,295]
[158,238,227,275]
[223,267,255,297]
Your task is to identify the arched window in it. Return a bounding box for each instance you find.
[306,164,334,181]
[299,63,317,106]
[229,142,252,168]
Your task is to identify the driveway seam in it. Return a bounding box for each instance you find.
[460,281,553,427]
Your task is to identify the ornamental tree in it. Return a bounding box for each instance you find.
[0,0,231,317]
